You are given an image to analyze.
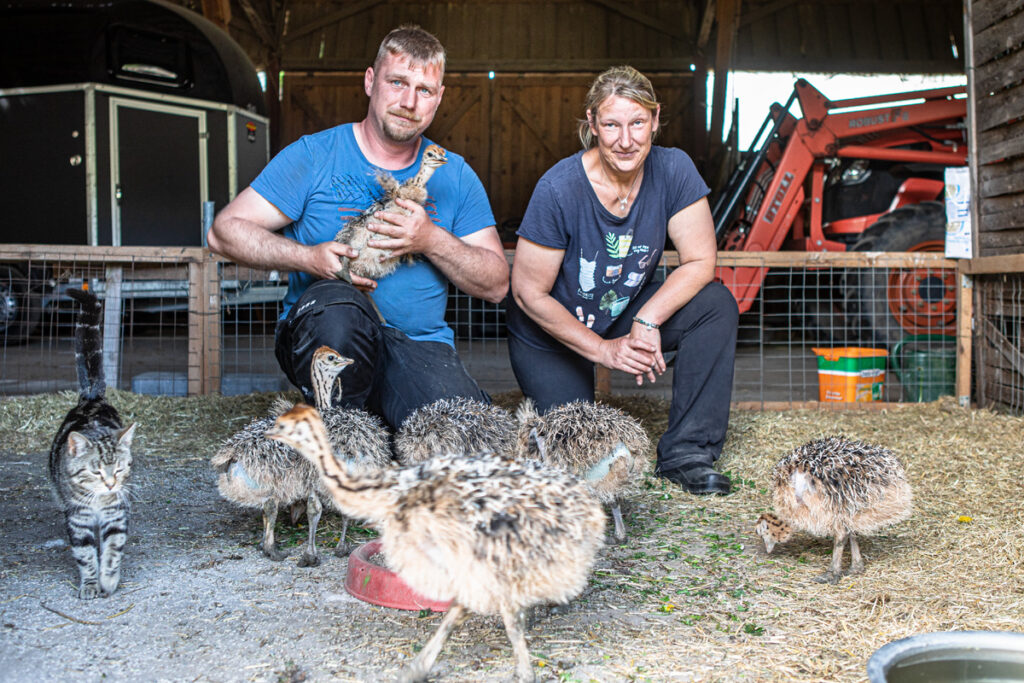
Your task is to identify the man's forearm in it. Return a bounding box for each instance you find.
[210,218,307,272]
[426,231,509,303]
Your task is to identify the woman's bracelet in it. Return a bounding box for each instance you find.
[632,316,660,330]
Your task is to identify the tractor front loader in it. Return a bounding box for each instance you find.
[711,78,967,346]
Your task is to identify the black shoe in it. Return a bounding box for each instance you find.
[657,463,731,495]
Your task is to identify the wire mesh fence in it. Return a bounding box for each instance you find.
[0,248,981,410]
[974,273,1024,414]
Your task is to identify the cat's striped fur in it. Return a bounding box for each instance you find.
[48,289,137,599]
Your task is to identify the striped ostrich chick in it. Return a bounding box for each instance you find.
[333,144,447,283]
[755,435,913,584]
[515,399,650,542]
[393,396,517,466]
[211,346,389,565]
[267,404,606,683]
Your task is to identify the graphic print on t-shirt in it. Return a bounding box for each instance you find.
[598,289,630,318]
[331,170,440,247]
[578,249,598,293]
[604,229,634,259]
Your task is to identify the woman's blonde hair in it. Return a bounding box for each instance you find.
[577,66,660,149]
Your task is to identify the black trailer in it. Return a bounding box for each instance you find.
[0,0,272,339]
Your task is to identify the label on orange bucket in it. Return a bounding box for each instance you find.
[812,347,888,402]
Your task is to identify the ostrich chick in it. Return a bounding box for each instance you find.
[394,396,517,466]
[515,399,650,542]
[267,404,606,683]
[755,435,913,584]
[212,346,389,565]
[334,144,447,283]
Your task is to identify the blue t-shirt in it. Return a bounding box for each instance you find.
[251,123,495,346]
[510,146,709,347]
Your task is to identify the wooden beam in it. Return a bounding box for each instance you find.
[236,0,275,49]
[697,0,716,52]
[956,272,973,407]
[961,252,1024,274]
[738,0,798,28]
[200,0,231,33]
[428,90,482,142]
[284,0,383,45]
[288,87,332,132]
[584,0,686,42]
[499,91,563,161]
[709,0,739,161]
[284,57,699,73]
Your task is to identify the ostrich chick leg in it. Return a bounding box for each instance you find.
[297,493,322,567]
[396,603,469,683]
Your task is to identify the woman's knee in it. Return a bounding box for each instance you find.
[693,281,739,327]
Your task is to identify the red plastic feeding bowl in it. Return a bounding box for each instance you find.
[345,539,451,612]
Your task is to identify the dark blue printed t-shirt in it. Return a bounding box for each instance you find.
[250,124,494,346]
[511,146,709,346]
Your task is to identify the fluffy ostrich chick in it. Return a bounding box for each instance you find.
[393,396,517,465]
[267,403,606,683]
[755,435,913,584]
[334,144,447,283]
[515,399,650,542]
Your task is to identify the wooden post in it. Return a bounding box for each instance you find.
[595,365,612,395]
[956,269,973,408]
[709,0,740,162]
[102,266,123,391]
[188,256,221,395]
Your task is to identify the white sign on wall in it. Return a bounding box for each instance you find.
[944,166,973,259]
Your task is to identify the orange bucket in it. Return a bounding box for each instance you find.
[812,347,888,402]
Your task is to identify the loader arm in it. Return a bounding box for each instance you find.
[714,78,967,315]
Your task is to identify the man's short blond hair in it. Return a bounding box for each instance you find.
[374,24,446,77]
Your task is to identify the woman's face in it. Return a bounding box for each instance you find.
[588,95,659,175]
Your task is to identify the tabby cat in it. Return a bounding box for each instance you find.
[48,289,137,599]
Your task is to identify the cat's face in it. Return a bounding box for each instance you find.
[67,424,136,493]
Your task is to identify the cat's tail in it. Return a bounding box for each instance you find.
[67,288,105,400]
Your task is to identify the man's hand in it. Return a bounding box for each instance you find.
[365,197,439,259]
[310,241,377,291]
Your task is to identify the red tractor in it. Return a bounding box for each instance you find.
[711,79,967,346]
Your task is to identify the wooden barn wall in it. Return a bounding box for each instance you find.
[281,71,700,243]
[236,0,700,73]
[733,0,964,74]
[971,0,1024,256]
[975,273,1024,413]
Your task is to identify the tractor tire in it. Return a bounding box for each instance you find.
[0,264,42,344]
[843,201,955,347]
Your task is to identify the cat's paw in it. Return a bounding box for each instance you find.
[99,575,120,597]
[79,582,100,600]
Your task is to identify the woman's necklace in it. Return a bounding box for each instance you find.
[601,162,642,212]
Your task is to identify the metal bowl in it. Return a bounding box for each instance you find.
[868,631,1024,683]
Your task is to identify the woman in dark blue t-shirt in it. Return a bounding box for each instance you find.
[507,66,738,496]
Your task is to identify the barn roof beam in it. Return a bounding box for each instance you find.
[585,0,687,42]
[284,0,384,45]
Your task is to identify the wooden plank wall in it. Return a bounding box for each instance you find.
[265,0,699,73]
[974,272,1024,412]
[734,0,963,73]
[971,0,1024,256]
[281,71,699,244]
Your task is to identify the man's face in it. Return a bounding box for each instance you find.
[365,51,445,143]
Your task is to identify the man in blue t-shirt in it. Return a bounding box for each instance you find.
[208,25,508,430]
